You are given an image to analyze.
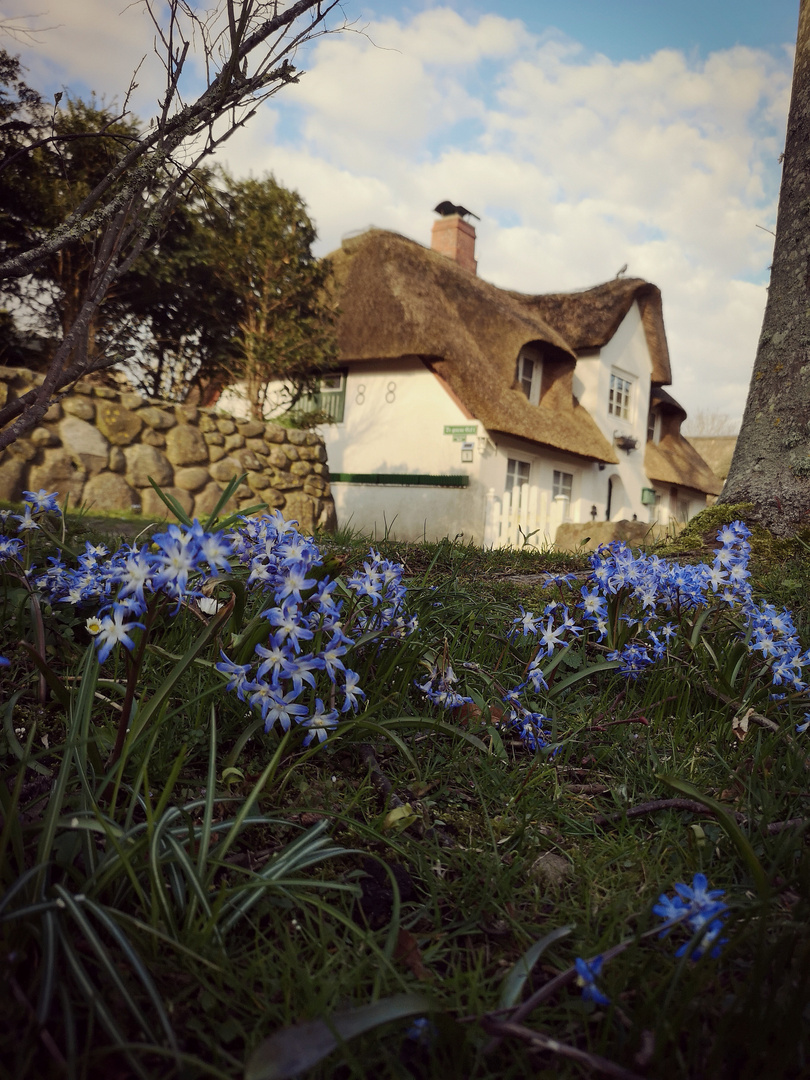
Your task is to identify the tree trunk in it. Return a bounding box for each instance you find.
[719,0,810,534]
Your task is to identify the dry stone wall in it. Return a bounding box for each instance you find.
[0,368,336,533]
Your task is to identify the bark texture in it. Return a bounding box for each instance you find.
[719,0,810,534]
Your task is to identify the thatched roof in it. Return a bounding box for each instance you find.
[651,385,687,418]
[644,435,723,496]
[511,279,672,385]
[686,436,737,481]
[329,227,718,496]
[330,229,618,463]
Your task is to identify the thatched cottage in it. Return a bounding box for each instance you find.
[223,209,720,545]
[296,210,720,545]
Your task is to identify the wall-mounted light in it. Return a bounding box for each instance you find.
[590,504,598,520]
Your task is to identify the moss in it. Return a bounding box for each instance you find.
[659,502,758,556]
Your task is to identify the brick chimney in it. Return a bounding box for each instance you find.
[431,202,478,274]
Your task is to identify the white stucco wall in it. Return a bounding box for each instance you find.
[324,359,493,541]
[573,301,653,522]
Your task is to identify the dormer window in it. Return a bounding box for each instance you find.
[517,348,542,405]
[647,408,660,443]
[608,371,633,420]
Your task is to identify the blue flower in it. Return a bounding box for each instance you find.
[653,873,729,959]
[575,955,610,1006]
[23,488,61,515]
[405,1017,436,1045]
[94,605,145,664]
[300,699,340,745]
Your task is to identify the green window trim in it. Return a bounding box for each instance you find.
[330,473,469,488]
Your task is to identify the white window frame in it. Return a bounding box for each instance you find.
[608,371,633,421]
[506,458,531,506]
[552,470,573,501]
[517,350,542,406]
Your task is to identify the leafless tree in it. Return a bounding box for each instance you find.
[0,0,345,453]
[681,410,739,439]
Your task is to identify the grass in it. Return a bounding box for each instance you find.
[2,493,810,1079]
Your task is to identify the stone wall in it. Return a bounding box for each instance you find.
[0,368,336,533]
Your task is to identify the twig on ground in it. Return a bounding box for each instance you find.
[480,1017,647,1080]
[593,797,808,835]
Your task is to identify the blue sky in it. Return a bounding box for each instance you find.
[355,1,798,59]
[8,0,802,427]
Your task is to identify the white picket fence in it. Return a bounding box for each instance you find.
[483,485,570,549]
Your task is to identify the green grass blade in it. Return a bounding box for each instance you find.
[245,993,434,1080]
[123,594,235,749]
[58,930,151,1080]
[658,773,769,898]
[80,895,179,1053]
[499,924,573,1009]
[53,884,159,1041]
[147,477,193,525]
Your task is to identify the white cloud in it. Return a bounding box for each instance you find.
[8,3,794,426]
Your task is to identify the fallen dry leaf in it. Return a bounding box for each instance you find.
[394,928,432,981]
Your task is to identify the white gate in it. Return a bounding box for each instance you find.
[483,486,568,549]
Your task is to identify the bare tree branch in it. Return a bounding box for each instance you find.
[0,0,347,451]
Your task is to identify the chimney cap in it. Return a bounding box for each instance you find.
[434,200,480,221]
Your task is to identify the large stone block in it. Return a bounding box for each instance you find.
[83,473,139,513]
[216,418,236,435]
[245,470,273,492]
[192,481,228,519]
[124,443,173,487]
[142,428,166,447]
[290,461,311,477]
[264,423,286,444]
[197,414,218,433]
[223,432,245,451]
[554,519,678,553]
[235,419,265,438]
[139,406,176,431]
[96,401,144,445]
[0,455,26,501]
[28,449,86,504]
[174,466,211,492]
[303,475,329,498]
[268,446,290,470]
[203,431,225,446]
[175,404,198,424]
[297,444,328,463]
[235,448,262,471]
[272,473,303,491]
[208,444,226,463]
[8,438,37,462]
[108,447,126,473]
[286,429,308,446]
[209,455,245,483]
[316,498,337,532]
[59,415,109,476]
[165,423,208,466]
[62,396,96,421]
[138,485,193,517]
[120,392,145,410]
[92,386,118,399]
[281,491,318,533]
[30,426,58,448]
